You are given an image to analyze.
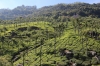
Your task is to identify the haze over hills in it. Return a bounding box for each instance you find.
[0,2,100,20]
[0,5,37,20]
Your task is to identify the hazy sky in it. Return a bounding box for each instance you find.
[0,0,100,9]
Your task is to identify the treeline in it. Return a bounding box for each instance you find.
[0,2,100,20]
[32,3,100,17]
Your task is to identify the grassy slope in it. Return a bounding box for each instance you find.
[14,22,100,66]
[0,20,100,66]
[0,21,54,66]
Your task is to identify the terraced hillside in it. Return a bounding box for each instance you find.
[0,17,100,66]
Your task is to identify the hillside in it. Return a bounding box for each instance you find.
[0,3,100,20]
[0,17,100,66]
[0,5,37,20]
[0,2,100,66]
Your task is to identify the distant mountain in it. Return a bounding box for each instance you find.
[0,5,37,20]
[0,3,100,20]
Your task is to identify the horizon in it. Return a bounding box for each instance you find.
[0,0,100,9]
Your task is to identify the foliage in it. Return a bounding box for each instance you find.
[0,2,100,66]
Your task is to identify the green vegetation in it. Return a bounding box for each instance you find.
[0,17,100,66]
[0,2,100,66]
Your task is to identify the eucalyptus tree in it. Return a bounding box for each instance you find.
[39,38,44,66]
[19,17,22,27]
[0,36,5,55]
[54,33,57,57]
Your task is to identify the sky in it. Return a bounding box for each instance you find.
[0,0,100,9]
